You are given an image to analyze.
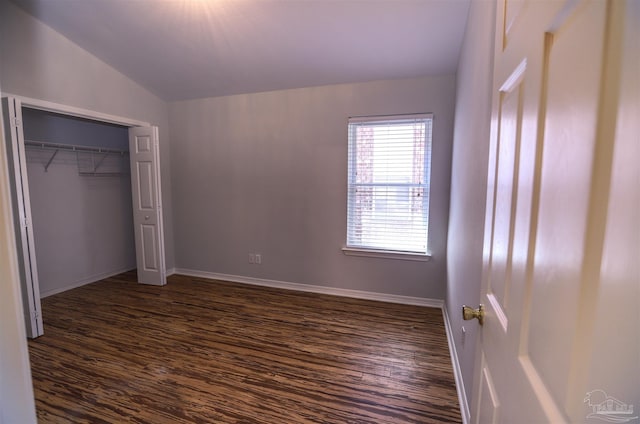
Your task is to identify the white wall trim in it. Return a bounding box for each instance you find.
[166,267,176,277]
[342,246,432,262]
[3,93,150,127]
[173,268,443,308]
[443,304,471,424]
[40,267,135,298]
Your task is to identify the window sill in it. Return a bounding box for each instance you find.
[341,247,432,262]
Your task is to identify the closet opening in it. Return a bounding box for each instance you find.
[22,108,136,299]
[2,95,167,339]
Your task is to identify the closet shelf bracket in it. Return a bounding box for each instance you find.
[24,140,130,176]
[44,149,59,172]
[92,152,110,173]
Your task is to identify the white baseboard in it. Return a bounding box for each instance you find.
[172,268,443,308]
[443,305,471,424]
[39,267,135,298]
[166,267,176,277]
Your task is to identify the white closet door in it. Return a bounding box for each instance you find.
[129,126,166,286]
[2,97,43,338]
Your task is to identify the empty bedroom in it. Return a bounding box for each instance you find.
[1,0,637,423]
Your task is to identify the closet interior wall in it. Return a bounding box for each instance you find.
[23,108,136,297]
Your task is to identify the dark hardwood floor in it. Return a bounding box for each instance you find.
[28,271,461,423]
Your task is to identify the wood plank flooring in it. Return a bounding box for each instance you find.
[28,271,461,423]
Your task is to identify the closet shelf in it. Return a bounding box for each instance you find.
[24,140,130,175]
[24,140,129,155]
[77,172,127,177]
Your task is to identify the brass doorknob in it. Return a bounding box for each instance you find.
[462,304,484,325]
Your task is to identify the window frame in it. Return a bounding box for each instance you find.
[343,113,433,261]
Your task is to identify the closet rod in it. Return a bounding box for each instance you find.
[24,140,129,155]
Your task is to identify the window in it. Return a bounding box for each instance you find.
[345,114,432,257]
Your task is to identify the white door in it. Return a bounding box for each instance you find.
[129,126,166,286]
[1,97,43,338]
[470,0,639,423]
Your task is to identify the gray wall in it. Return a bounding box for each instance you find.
[169,76,455,299]
[446,0,496,410]
[0,0,174,270]
[23,109,136,297]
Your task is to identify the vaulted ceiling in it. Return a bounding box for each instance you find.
[12,0,470,101]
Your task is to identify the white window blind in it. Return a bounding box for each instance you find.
[346,114,432,254]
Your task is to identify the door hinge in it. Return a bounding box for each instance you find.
[32,310,40,320]
[11,117,21,128]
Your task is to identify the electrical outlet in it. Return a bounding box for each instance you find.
[255,254,261,264]
[248,253,255,264]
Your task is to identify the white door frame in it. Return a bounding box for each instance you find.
[0,96,38,424]
[3,97,43,338]
[2,93,167,334]
[7,94,150,127]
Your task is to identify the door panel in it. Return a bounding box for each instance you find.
[136,161,154,209]
[585,0,640,409]
[503,0,525,48]
[488,66,525,320]
[141,224,158,271]
[477,357,500,424]
[526,0,607,405]
[129,126,166,286]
